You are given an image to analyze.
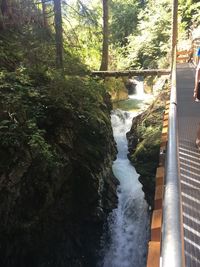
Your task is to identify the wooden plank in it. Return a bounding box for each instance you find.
[156,176,164,186]
[151,227,162,242]
[155,185,163,200]
[160,140,168,147]
[163,113,169,120]
[176,56,189,61]
[146,97,169,266]
[158,160,165,167]
[151,209,162,229]
[162,127,168,135]
[151,210,162,241]
[156,167,164,178]
[160,143,166,150]
[147,98,168,265]
[147,241,160,267]
[177,50,192,55]
[161,131,168,137]
[154,198,162,210]
[161,134,168,146]
[163,120,168,127]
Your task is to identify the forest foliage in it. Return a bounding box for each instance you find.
[0,0,108,170]
[60,0,200,70]
[1,0,200,72]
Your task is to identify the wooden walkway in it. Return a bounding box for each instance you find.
[177,63,200,266]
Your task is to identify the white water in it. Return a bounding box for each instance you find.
[100,107,149,267]
[128,79,153,102]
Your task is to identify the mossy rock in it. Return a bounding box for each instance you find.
[127,90,169,207]
[104,77,128,101]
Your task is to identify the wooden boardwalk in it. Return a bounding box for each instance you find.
[177,63,200,266]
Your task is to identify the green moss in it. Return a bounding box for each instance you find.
[104,77,128,101]
[128,90,169,206]
[132,129,161,161]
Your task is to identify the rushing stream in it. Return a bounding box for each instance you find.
[99,94,150,267]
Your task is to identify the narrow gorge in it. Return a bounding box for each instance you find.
[0,0,184,265]
[100,107,149,267]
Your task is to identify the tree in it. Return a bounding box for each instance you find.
[0,0,12,29]
[110,0,140,46]
[178,0,200,33]
[41,0,48,28]
[61,0,102,69]
[123,0,172,69]
[53,0,63,69]
[100,0,109,71]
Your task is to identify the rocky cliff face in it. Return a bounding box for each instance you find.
[0,73,118,267]
[127,91,168,207]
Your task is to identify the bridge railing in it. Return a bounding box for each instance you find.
[176,37,199,65]
[161,47,185,267]
[176,49,192,63]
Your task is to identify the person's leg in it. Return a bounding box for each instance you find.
[196,124,200,149]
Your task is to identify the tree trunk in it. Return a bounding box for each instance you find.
[41,0,47,28]
[100,0,108,71]
[0,0,10,29]
[53,0,63,69]
[0,2,4,29]
[1,0,8,15]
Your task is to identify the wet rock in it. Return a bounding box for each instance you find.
[125,79,137,95]
[127,91,169,207]
[0,94,118,267]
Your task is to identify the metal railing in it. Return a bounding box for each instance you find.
[161,50,185,267]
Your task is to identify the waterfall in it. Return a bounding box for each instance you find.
[134,79,144,98]
[99,108,149,267]
[126,78,144,99]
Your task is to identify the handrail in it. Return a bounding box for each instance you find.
[161,48,185,267]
